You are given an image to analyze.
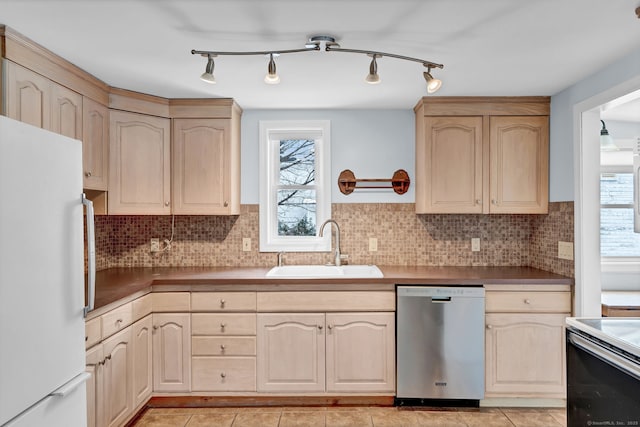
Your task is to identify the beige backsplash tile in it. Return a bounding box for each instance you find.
[94,202,574,277]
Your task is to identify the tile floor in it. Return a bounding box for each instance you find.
[132,406,567,427]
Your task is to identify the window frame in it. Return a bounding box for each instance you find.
[259,120,331,252]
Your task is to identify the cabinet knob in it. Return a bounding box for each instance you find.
[164,201,170,207]
[220,299,226,308]
[116,319,123,327]
[105,354,112,361]
[475,199,481,205]
[84,171,92,178]
[317,325,323,330]
[220,323,227,330]
[85,336,88,341]
[220,372,226,378]
[491,199,497,205]
[327,325,333,330]
[224,201,228,207]
[220,344,226,351]
[524,299,531,304]
[153,325,158,330]
[486,324,493,329]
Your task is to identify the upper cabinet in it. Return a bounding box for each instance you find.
[50,83,82,140]
[4,61,51,129]
[82,97,109,191]
[108,110,171,215]
[415,97,549,214]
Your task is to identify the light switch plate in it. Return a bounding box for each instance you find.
[471,238,480,252]
[242,238,251,252]
[150,238,160,253]
[369,237,378,252]
[558,241,574,260]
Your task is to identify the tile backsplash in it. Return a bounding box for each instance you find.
[95,202,574,277]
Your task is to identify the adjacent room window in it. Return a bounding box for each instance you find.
[259,120,331,252]
[600,170,640,257]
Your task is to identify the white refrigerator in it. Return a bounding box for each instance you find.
[0,116,95,426]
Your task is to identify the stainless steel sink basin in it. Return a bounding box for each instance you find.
[265,264,383,278]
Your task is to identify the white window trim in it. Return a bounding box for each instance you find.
[259,120,331,252]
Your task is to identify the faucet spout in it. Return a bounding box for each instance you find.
[319,219,341,266]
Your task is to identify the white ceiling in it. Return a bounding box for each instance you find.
[2,0,640,110]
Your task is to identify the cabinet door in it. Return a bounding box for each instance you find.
[485,313,566,397]
[5,61,51,129]
[325,313,395,393]
[152,313,191,392]
[172,118,237,214]
[50,83,82,139]
[82,97,109,190]
[102,327,133,427]
[131,315,152,408]
[257,313,325,392]
[416,116,483,213]
[489,116,549,214]
[85,345,105,427]
[108,110,171,214]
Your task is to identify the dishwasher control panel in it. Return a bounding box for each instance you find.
[397,285,485,298]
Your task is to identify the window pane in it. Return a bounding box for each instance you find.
[279,139,315,186]
[601,173,633,204]
[601,208,640,256]
[277,189,317,236]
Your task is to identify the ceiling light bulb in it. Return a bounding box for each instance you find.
[200,54,216,84]
[423,71,442,93]
[264,54,280,84]
[365,56,381,84]
[600,120,619,151]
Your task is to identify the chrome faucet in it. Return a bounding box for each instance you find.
[319,219,341,266]
[277,252,285,267]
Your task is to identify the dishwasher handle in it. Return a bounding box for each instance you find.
[431,297,452,303]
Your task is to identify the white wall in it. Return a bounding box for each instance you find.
[550,46,640,202]
[241,109,415,204]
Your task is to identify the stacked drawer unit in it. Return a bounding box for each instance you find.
[191,292,257,391]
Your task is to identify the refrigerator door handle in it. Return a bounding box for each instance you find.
[50,372,91,397]
[82,193,95,317]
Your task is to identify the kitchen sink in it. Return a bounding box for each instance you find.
[265,264,383,278]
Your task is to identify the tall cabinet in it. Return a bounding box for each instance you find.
[415,97,549,214]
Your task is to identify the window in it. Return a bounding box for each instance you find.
[259,120,331,252]
[600,169,640,257]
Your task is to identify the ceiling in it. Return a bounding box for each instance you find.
[2,0,640,110]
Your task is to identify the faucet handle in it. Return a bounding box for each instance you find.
[277,252,285,267]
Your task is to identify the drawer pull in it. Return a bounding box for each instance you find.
[220,344,226,351]
[220,372,226,378]
[220,299,226,308]
[220,323,227,331]
[524,299,531,304]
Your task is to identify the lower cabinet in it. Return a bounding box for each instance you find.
[85,344,104,427]
[102,326,133,427]
[256,312,395,393]
[132,315,153,407]
[152,313,191,392]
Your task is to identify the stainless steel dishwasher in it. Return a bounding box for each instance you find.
[396,285,485,406]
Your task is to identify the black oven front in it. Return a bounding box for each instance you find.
[566,328,640,427]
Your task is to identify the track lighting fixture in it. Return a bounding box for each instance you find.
[192,35,443,93]
[200,54,216,84]
[423,67,442,93]
[264,53,280,85]
[365,54,381,85]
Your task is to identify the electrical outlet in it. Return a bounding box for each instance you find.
[471,238,480,252]
[242,238,251,252]
[558,241,574,260]
[369,237,378,252]
[150,238,160,253]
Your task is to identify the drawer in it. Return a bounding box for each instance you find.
[101,302,132,338]
[257,291,395,312]
[132,294,152,321]
[152,292,190,312]
[192,292,256,312]
[192,357,256,391]
[192,336,256,356]
[85,317,101,349]
[192,314,256,336]
[486,291,571,313]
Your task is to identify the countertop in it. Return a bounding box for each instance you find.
[92,266,572,311]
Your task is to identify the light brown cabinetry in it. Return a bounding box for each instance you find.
[85,344,104,427]
[415,97,549,214]
[4,60,51,129]
[108,110,171,214]
[102,326,133,427]
[484,284,571,399]
[172,118,238,214]
[50,82,82,139]
[152,313,191,392]
[132,315,152,407]
[82,97,109,190]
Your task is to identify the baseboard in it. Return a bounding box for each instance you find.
[481,397,566,408]
[146,395,395,408]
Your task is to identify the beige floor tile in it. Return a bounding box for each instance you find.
[282,406,329,412]
[147,408,198,415]
[279,411,326,427]
[501,409,563,427]
[231,412,281,427]
[134,414,191,427]
[185,413,236,427]
[371,410,422,427]
[412,411,468,427]
[458,411,515,427]
[545,409,567,427]
[325,411,373,427]
[235,406,283,413]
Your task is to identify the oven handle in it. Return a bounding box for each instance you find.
[569,332,640,380]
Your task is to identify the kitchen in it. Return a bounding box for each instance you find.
[0,2,639,427]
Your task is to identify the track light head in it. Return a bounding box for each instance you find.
[365,55,381,85]
[200,54,216,84]
[264,53,280,84]
[423,68,442,93]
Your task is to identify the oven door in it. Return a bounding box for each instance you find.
[566,329,640,426]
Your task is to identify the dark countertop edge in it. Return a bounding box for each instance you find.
[92,265,573,311]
